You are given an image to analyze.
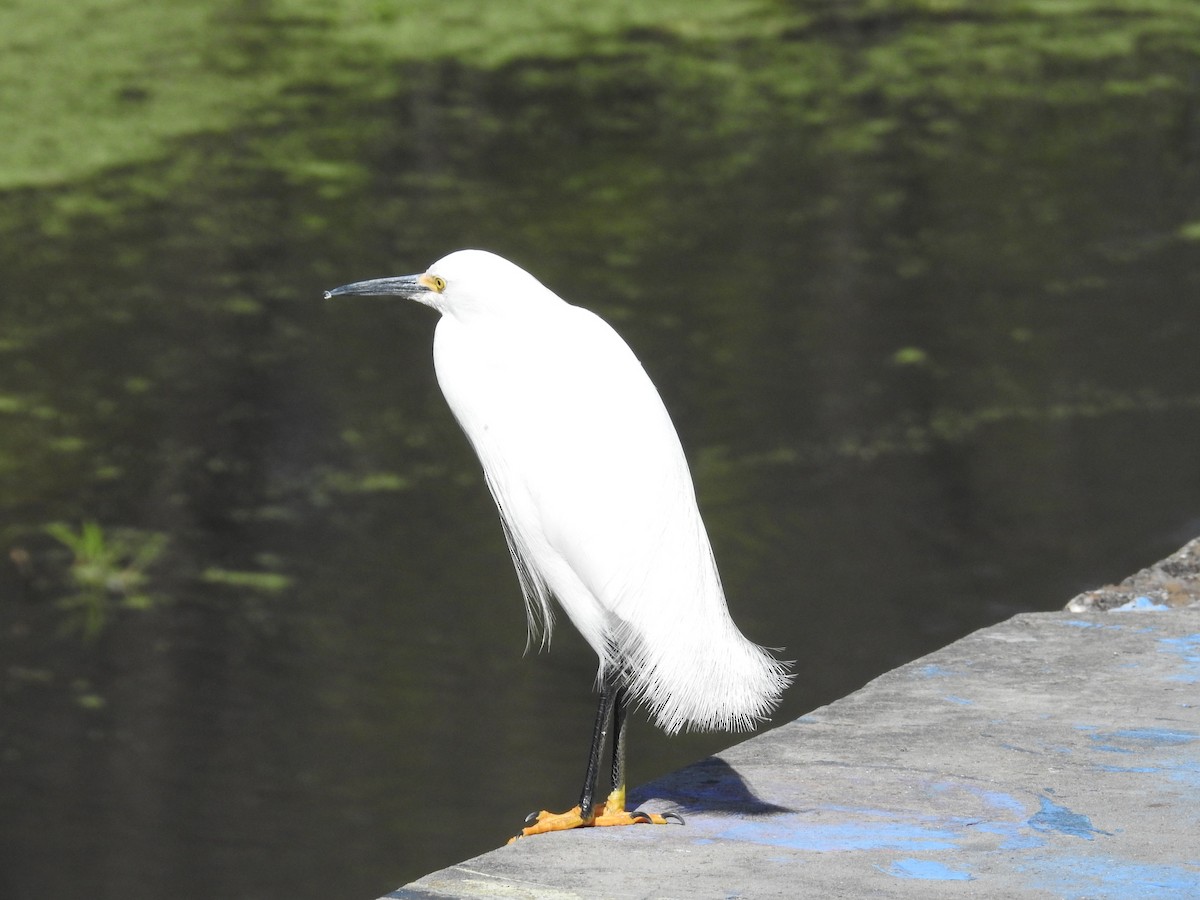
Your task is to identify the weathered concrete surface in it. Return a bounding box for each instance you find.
[388,546,1200,899]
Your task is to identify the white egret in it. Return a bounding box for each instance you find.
[326,250,791,838]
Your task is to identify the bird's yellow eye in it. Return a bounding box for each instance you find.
[419,273,447,292]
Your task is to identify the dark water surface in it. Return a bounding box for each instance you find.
[2,5,1200,899]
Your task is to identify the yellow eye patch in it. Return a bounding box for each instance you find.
[420,273,447,292]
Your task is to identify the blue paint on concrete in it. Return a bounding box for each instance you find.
[1076,726,1199,754]
[1113,596,1171,611]
[979,790,1026,815]
[1029,796,1109,840]
[717,815,961,852]
[1084,728,1198,754]
[1159,633,1200,652]
[942,784,1049,850]
[701,769,1188,876]
[1096,765,1158,774]
[1076,727,1200,789]
[1062,619,1124,630]
[1169,768,1200,790]
[1107,728,1198,745]
[1158,634,1200,683]
[968,816,1047,851]
[996,830,1048,851]
[880,858,973,881]
[1019,856,1200,899]
[999,741,1035,754]
[919,664,956,678]
[711,785,1054,858]
[943,695,973,705]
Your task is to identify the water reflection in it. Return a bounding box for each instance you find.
[3,6,1200,900]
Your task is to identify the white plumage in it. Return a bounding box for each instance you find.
[418,249,791,734]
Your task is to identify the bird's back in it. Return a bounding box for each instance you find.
[434,295,791,734]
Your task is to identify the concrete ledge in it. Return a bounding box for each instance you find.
[388,541,1200,898]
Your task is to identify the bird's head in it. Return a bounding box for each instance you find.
[324,249,557,319]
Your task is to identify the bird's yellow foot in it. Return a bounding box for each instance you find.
[594,803,682,828]
[507,789,684,842]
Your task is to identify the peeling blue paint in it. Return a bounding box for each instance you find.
[704,784,1046,858]
[1084,728,1198,754]
[881,858,973,881]
[1113,596,1170,612]
[1019,855,1200,899]
[1073,727,1200,788]
[919,664,956,678]
[995,830,1048,851]
[716,815,961,852]
[978,790,1027,816]
[1000,741,1034,754]
[1158,634,1200,683]
[1168,767,1200,789]
[1074,726,1200,755]
[968,816,1047,851]
[1107,728,1198,745]
[1096,765,1158,773]
[1029,796,1109,840]
[939,784,1048,849]
[1160,633,1200,652]
[691,775,1195,891]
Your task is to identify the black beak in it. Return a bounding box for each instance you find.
[324,274,428,300]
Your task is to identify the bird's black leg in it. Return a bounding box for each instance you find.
[576,676,618,821]
[608,682,685,827]
[609,684,629,801]
[512,675,682,839]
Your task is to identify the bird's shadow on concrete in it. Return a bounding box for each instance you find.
[629,756,793,816]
